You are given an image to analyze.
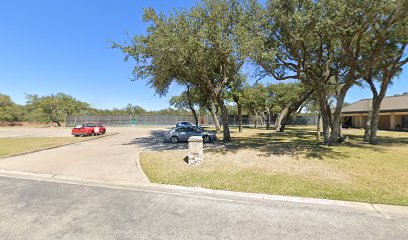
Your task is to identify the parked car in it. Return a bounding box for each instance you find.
[176,121,202,129]
[164,126,216,143]
[71,123,106,137]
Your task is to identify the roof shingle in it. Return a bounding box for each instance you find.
[342,93,408,113]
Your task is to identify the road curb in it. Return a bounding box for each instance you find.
[0,133,119,160]
[135,151,151,183]
[0,169,407,219]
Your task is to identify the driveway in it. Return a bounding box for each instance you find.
[0,175,407,240]
[0,127,168,185]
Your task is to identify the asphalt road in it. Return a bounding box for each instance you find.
[0,176,407,240]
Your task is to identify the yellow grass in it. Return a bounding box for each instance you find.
[0,137,95,157]
[140,127,408,205]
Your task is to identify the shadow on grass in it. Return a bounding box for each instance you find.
[211,127,400,160]
[346,132,408,146]
[124,126,408,159]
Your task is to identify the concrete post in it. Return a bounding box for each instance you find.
[390,113,396,130]
[358,114,363,128]
[188,136,203,165]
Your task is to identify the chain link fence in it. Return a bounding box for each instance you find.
[66,114,204,127]
[66,114,318,127]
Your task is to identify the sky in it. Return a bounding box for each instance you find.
[1,0,407,110]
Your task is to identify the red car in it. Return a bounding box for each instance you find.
[71,123,106,137]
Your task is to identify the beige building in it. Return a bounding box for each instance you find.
[342,93,408,131]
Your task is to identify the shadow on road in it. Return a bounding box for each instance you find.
[123,130,188,151]
[123,129,221,151]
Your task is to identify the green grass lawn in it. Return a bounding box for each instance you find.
[0,137,96,157]
[140,127,408,205]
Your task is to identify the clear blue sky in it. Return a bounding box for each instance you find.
[1,0,407,110]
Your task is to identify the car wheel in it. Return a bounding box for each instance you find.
[170,136,179,143]
[102,130,106,134]
[74,135,79,137]
[89,131,94,136]
[203,135,211,143]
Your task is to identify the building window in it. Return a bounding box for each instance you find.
[403,116,408,128]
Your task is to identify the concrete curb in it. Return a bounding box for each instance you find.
[135,151,151,183]
[0,133,119,160]
[0,169,407,219]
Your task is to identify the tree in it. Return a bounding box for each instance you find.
[364,45,408,144]
[58,93,90,116]
[124,104,147,115]
[304,95,323,141]
[225,73,247,132]
[266,82,310,131]
[245,0,408,145]
[241,83,268,128]
[114,0,249,141]
[26,93,89,126]
[0,94,24,122]
[169,85,200,126]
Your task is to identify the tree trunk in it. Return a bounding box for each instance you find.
[266,111,270,130]
[254,112,258,128]
[237,103,243,133]
[275,107,288,131]
[369,86,387,144]
[368,70,392,144]
[51,117,61,127]
[369,99,382,144]
[259,113,265,127]
[186,85,199,126]
[278,89,314,132]
[191,108,199,127]
[217,97,230,141]
[316,114,321,141]
[329,83,352,145]
[207,102,221,133]
[364,103,372,142]
[317,91,330,145]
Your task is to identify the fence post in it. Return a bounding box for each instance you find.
[165,115,168,125]
[144,115,147,125]
[129,114,131,125]
[119,115,122,126]
[155,115,157,126]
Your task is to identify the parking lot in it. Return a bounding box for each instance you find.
[0,127,170,185]
[0,127,73,138]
